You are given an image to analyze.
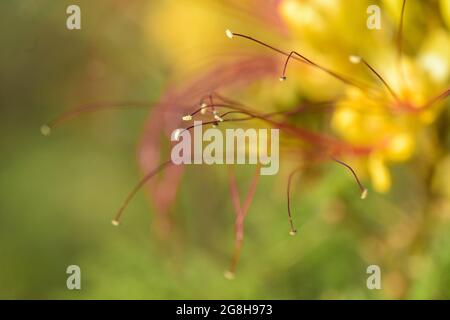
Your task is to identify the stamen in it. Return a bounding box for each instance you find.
[226,30,289,57]
[40,124,52,136]
[422,88,450,109]
[331,156,368,199]
[397,0,407,60]
[40,101,152,135]
[226,30,367,89]
[226,165,260,277]
[349,55,400,102]
[198,94,216,114]
[189,103,211,117]
[225,29,234,39]
[112,160,172,226]
[183,97,343,148]
[281,50,366,88]
[349,55,362,64]
[287,167,302,236]
[173,129,182,141]
[224,270,235,280]
[179,120,219,136]
[182,115,192,121]
[281,51,314,80]
[213,111,224,122]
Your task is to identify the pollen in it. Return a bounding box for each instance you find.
[40,124,51,136]
[111,220,120,226]
[349,55,362,64]
[182,115,192,121]
[173,129,182,141]
[360,189,368,200]
[200,102,208,114]
[224,270,235,280]
[225,29,234,39]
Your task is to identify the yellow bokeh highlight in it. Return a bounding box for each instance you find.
[369,154,391,193]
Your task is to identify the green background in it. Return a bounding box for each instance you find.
[1,1,449,299]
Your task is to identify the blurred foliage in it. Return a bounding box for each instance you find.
[0,1,449,299]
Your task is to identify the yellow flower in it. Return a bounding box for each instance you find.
[146,0,450,193]
[278,0,450,192]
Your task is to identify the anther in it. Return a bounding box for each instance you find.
[349,55,362,64]
[40,125,52,136]
[173,129,182,141]
[361,188,368,200]
[224,270,235,280]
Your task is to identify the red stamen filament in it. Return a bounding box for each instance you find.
[228,31,367,90]
[180,93,372,155]
[225,165,260,279]
[358,57,400,103]
[331,156,368,199]
[397,0,407,60]
[281,51,365,89]
[287,167,302,236]
[112,160,173,226]
[40,101,152,136]
[422,88,450,109]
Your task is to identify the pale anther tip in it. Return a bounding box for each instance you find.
[173,129,182,141]
[224,270,235,280]
[40,125,51,136]
[111,220,120,226]
[279,76,287,82]
[182,115,192,121]
[225,29,234,39]
[361,189,368,200]
[289,230,297,236]
[349,55,362,64]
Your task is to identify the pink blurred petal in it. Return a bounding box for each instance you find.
[138,56,279,227]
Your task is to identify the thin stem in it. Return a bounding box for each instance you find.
[225,165,260,278]
[112,160,173,226]
[281,51,312,80]
[287,167,303,236]
[360,58,400,103]
[422,88,450,109]
[331,156,368,199]
[41,101,152,135]
[282,51,363,89]
[397,0,407,60]
[231,32,367,89]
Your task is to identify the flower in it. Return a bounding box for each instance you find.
[142,0,448,273]
[44,0,449,276]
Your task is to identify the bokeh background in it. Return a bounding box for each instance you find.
[1,0,449,299]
